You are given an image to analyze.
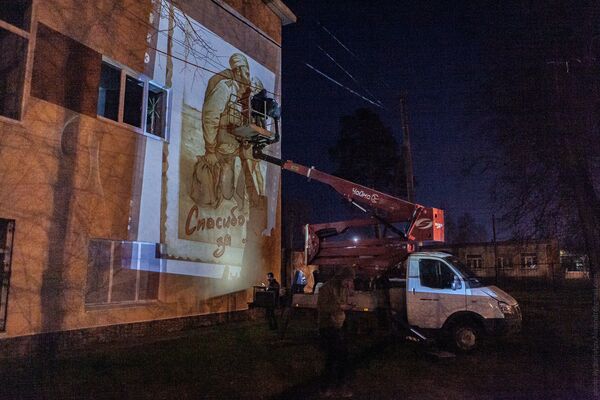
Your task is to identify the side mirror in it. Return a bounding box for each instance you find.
[451,276,462,290]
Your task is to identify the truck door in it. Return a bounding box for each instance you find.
[407,257,466,329]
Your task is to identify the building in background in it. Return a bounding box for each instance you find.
[423,239,561,282]
[0,0,294,352]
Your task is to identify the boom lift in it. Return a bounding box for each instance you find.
[230,91,444,276]
[232,94,520,352]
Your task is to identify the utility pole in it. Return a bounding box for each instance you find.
[399,94,415,203]
[492,214,498,285]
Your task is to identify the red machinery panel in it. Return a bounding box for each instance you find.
[410,207,444,243]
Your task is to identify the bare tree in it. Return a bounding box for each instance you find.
[328,108,405,197]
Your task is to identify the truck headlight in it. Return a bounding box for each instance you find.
[498,301,514,315]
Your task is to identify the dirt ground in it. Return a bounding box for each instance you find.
[0,282,595,399]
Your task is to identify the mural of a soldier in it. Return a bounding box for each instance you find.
[192,53,251,209]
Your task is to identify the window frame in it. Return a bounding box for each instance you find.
[497,256,512,269]
[418,258,456,290]
[465,254,483,270]
[0,0,34,124]
[0,218,15,331]
[84,239,162,308]
[97,57,171,142]
[520,253,538,269]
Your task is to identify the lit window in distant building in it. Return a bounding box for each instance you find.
[466,254,483,269]
[521,253,538,269]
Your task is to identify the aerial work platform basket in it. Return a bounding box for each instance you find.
[226,90,280,147]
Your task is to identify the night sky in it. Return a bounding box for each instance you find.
[280,0,499,238]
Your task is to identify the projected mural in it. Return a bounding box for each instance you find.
[153,5,279,272]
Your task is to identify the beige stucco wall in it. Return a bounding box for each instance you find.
[0,0,285,339]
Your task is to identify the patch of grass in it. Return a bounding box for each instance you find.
[0,286,595,399]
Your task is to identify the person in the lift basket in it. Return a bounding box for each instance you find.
[251,89,281,128]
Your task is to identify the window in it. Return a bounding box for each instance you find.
[521,253,538,269]
[0,0,32,30]
[561,255,587,272]
[466,254,483,269]
[85,239,162,306]
[97,62,120,121]
[0,218,15,331]
[0,0,31,120]
[419,259,455,289]
[97,61,169,139]
[497,257,512,269]
[147,83,167,137]
[123,75,144,128]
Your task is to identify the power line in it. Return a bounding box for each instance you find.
[304,63,384,108]
[316,45,384,107]
[315,19,392,90]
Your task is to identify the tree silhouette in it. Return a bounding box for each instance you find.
[444,212,488,244]
[328,108,405,197]
[467,2,600,277]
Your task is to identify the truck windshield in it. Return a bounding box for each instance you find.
[444,256,483,288]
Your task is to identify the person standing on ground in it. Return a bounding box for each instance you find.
[266,272,280,330]
[312,268,321,294]
[292,268,307,294]
[317,267,355,398]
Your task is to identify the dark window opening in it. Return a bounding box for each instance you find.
[0,29,27,119]
[0,0,32,31]
[0,219,15,332]
[123,75,144,128]
[97,62,121,121]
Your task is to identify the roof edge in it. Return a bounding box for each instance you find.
[263,0,297,25]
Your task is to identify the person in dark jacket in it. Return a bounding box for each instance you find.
[251,89,281,128]
[317,267,355,397]
[266,272,280,330]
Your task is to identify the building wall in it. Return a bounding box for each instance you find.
[0,0,288,339]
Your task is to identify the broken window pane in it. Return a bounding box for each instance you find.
[0,0,32,31]
[123,75,144,128]
[97,62,121,121]
[0,29,27,120]
[146,83,166,138]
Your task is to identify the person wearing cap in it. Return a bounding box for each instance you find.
[317,267,355,397]
[200,53,251,208]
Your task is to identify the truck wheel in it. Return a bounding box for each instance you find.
[451,322,480,352]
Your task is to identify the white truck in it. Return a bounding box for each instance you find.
[292,251,522,351]
[232,108,521,351]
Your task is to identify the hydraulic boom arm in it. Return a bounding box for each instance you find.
[253,148,443,242]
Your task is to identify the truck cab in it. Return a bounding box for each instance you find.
[390,252,521,351]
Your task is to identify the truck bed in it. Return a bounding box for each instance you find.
[290,287,407,314]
